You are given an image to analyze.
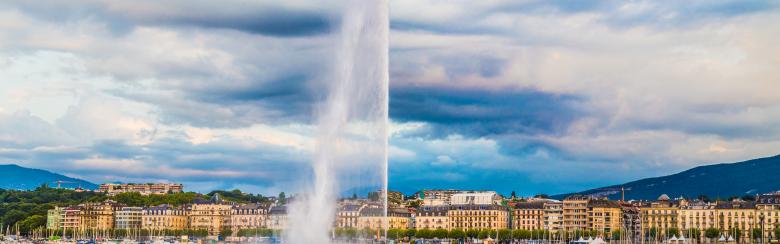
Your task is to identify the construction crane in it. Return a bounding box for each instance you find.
[52,180,74,189]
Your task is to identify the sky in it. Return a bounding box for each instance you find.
[0,0,779,196]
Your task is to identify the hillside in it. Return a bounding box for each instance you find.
[554,154,780,200]
[0,164,98,190]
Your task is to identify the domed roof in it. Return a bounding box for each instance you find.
[658,194,670,201]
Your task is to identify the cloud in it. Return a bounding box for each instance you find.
[1,0,335,37]
[1,0,779,196]
[390,85,583,137]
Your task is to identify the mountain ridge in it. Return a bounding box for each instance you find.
[0,164,98,190]
[553,154,780,200]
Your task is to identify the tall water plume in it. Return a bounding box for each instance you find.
[286,0,389,243]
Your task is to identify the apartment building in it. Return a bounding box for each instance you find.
[415,205,450,230]
[267,205,287,230]
[79,200,124,229]
[587,200,622,236]
[563,195,590,233]
[46,207,63,229]
[189,201,232,235]
[142,204,188,230]
[230,203,267,230]
[543,201,564,232]
[513,201,544,230]
[451,191,500,205]
[99,183,183,196]
[639,194,679,236]
[337,204,364,228]
[115,207,143,229]
[449,204,509,230]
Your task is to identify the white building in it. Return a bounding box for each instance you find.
[450,191,499,205]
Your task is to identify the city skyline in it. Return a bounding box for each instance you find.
[0,0,779,196]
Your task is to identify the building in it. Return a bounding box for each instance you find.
[419,190,461,206]
[99,183,184,196]
[563,195,590,233]
[79,200,124,229]
[357,207,412,230]
[61,206,82,230]
[189,201,233,235]
[757,193,780,241]
[587,199,622,237]
[639,194,679,237]
[337,204,365,228]
[230,203,267,230]
[46,207,63,229]
[115,207,143,229]
[267,205,287,230]
[388,208,413,229]
[415,205,450,230]
[142,204,188,230]
[713,201,757,242]
[451,191,500,205]
[449,204,509,230]
[512,201,545,230]
[543,201,564,232]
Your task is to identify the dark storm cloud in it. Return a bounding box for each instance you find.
[1,0,334,37]
[164,9,332,37]
[390,86,584,137]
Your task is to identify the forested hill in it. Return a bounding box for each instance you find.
[554,154,780,200]
[0,164,98,190]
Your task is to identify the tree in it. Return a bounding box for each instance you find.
[684,228,701,240]
[387,229,404,240]
[449,229,466,240]
[466,229,479,239]
[511,191,516,200]
[219,228,232,239]
[666,227,681,238]
[416,229,431,239]
[478,229,491,239]
[405,229,416,239]
[432,228,448,239]
[752,228,762,241]
[17,215,45,233]
[513,229,530,239]
[2,209,27,226]
[497,229,512,240]
[774,228,780,241]
[278,192,286,204]
[611,230,621,240]
[705,228,720,240]
[742,195,756,201]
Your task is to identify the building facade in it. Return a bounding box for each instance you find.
[79,200,124,229]
[587,200,622,236]
[415,206,450,230]
[189,203,232,235]
[543,201,564,232]
[46,207,63,229]
[230,203,267,231]
[99,183,183,196]
[142,204,188,230]
[513,201,544,230]
[563,195,590,233]
[115,207,143,229]
[337,204,364,228]
[449,204,509,230]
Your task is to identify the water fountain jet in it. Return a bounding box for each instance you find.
[286,1,389,243]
